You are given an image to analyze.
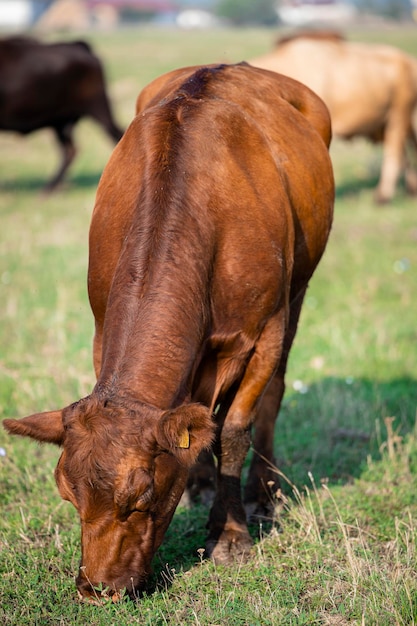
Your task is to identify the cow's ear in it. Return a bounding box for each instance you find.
[3,410,65,446]
[157,404,214,466]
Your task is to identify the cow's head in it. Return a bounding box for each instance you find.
[3,396,214,601]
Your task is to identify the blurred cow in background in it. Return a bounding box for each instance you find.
[0,36,124,191]
[250,31,417,203]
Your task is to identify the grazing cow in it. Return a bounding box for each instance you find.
[0,36,124,191]
[250,31,417,203]
[3,63,334,601]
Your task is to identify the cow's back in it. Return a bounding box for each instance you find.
[89,64,334,331]
[135,62,332,147]
[95,63,334,246]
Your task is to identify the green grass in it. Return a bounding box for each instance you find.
[1,24,417,625]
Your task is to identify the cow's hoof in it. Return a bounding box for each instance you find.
[205,529,253,565]
[374,192,392,205]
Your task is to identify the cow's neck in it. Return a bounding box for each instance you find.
[96,204,211,410]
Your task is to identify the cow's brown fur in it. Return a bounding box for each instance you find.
[250,33,417,203]
[3,63,334,601]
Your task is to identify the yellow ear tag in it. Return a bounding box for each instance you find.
[178,429,190,449]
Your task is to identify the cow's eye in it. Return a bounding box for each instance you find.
[133,485,154,512]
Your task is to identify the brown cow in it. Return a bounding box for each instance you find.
[3,63,334,601]
[250,31,417,203]
[0,36,124,191]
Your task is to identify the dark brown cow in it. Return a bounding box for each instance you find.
[3,63,334,601]
[250,31,417,203]
[0,36,124,191]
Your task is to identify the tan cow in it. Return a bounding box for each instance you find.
[250,31,417,203]
[3,63,334,601]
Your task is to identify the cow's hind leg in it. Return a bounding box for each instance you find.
[206,310,288,565]
[244,287,307,522]
[404,126,417,195]
[243,373,284,522]
[376,110,408,203]
[46,123,77,192]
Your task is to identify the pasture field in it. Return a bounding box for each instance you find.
[1,25,417,625]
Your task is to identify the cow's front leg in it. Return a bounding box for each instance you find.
[205,424,253,564]
[205,313,286,564]
[48,123,76,192]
